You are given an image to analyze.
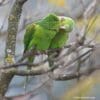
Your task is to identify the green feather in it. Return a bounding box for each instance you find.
[37,14,60,31]
[50,29,68,49]
[28,25,57,51]
[24,23,35,52]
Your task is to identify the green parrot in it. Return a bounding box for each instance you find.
[23,14,74,89]
[24,14,74,61]
[50,16,75,49]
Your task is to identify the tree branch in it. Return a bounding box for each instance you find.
[0,0,28,98]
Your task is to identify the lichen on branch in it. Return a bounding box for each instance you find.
[0,0,28,98]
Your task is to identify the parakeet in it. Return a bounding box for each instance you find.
[24,14,74,59]
[23,13,74,89]
[50,16,75,49]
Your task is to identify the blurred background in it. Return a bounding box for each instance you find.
[0,0,100,100]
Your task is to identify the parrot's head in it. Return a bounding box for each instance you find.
[38,14,60,31]
[59,16,75,33]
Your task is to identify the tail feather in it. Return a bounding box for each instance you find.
[24,56,34,92]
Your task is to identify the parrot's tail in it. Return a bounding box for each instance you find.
[24,56,34,93]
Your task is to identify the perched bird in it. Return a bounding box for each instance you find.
[23,13,74,89]
[50,16,75,49]
[24,14,74,62]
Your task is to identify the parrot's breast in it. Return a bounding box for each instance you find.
[30,25,57,51]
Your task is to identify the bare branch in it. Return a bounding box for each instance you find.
[0,48,93,77]
[0,0,28,98]
[0,0,10,6]
[84,0,97,19]
[54,64,100,81]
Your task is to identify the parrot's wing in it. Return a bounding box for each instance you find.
[24,23,36,52]
[28,25,57,51]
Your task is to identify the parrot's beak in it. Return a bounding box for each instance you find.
[60,25,69,30]
[60,26,66,29]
